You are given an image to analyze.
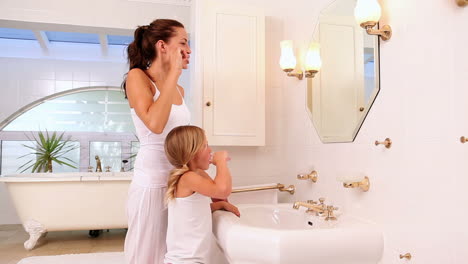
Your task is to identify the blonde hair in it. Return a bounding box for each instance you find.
[164,125,206,201]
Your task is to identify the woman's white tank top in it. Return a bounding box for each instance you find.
[165,192,212,264]
[130,82,191,188]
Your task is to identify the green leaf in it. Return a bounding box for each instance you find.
[18,130,79,173]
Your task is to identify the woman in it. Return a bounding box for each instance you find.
[123,19,191,264]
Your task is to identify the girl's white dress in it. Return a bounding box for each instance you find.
[164,192,212,264]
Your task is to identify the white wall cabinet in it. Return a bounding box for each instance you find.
[193,0,265,146]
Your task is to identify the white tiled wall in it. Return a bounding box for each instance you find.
[0,57,128,122]
[274,0,468,263]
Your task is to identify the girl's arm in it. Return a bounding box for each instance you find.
[196,171,229,203]
[182,169,231,199]
[181,151,231,198]
[212,198,228,203]
[210,201,225,212]
[210,201,240,217]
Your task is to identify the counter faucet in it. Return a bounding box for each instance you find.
[292,198,338,221]
[95,155,102,172]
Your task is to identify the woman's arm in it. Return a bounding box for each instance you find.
[126,47,183,134]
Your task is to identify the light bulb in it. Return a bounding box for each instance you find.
[279,40,296,70]
[305,42,322,71]
[354,0,382,25]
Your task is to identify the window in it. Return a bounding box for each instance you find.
[0,28,36,40]
[0,140,80,175]
[45,31,100,44]
[108,35,134,46]
[2,89,134,133]
[0,87,136,175]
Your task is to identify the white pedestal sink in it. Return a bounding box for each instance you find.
[212,203,383,264]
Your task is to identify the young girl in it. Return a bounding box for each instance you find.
[163,125,240,264]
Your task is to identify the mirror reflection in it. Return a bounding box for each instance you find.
[307,0,380,142]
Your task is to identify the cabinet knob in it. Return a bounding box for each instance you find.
[206,101,211,107]
[359,107,365,112]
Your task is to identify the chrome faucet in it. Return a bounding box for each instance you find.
[95,155,102,172]
[292,198,338,221]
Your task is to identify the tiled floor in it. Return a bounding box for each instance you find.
[0,225,125,264]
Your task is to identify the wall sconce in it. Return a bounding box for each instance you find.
[279,41,322,80]
[354,0,392,41]
[279,40,303,80]
[304,43,322,78]
[457,0,468,6]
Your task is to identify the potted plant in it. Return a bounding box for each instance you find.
[18,130,79,173]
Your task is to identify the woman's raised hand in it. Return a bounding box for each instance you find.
[168,47,183,76]
[211,151,231,165]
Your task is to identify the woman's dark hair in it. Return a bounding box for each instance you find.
[122,19,184,98]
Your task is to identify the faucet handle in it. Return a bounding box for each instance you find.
[297,170,318,183]
[87,166,93,172]
[318,197,325,204]
[307,200,317,204]
[325,205,338,221]
[105,166,111,172]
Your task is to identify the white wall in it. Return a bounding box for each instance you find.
[0,58,128,121]
[277,1,468,264]
[0,0,191,32]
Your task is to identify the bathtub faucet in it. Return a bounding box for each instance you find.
[292,198,338,221]
[95,155,102,172]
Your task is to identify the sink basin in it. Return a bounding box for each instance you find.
[212,203,383,264]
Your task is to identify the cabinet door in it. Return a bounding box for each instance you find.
[198,0,265,146]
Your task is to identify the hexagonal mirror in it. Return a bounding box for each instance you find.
[307,0,380,142]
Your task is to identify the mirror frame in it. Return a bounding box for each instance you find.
[306,2,382,143]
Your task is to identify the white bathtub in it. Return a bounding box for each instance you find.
[0,172,132,250]
[1,174,281,252]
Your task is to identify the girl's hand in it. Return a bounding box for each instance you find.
[223,202,240,217]
[211,151,230,165]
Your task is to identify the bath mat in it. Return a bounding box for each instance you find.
[17,252,125,264]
